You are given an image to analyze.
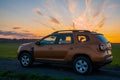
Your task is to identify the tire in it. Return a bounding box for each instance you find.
[19,52,33,67]
[73,56,93,75]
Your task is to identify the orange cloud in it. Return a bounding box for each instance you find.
[67,0,76,14]
[13,27,21,29]
[34,8,43,16]
[49,16,61,24]
[0,30,39,39]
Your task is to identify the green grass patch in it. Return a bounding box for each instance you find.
[0,70,74,80]
[0,43,120,66]
[0,43,20,58]
[109,43,120,66]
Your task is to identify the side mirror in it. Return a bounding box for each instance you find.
[35,41,41,45]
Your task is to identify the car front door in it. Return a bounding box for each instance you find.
[34,35,57,60]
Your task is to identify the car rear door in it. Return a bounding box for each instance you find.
[49,34,74,61]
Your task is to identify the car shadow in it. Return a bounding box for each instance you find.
[30,63,74,72]
[25,63,120,78]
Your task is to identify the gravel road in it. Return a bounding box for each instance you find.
[0,58,120,80]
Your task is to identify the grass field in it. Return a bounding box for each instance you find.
[0,70,74,80]
[0,43,120,66]
[110,43,120,66]
[0,43,20,58]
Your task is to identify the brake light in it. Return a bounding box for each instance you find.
[107,43,112,48]
[99,44,107,51]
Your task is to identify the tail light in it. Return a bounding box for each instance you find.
[99,43,112,51]
[107,43,112,49]
[99,44,107,51]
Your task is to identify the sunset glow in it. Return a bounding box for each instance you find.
[0,0,120,43]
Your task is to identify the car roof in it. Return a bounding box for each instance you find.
[51,30,102,36]
[52,30,91,34]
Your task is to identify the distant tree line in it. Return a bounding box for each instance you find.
[0,38,39,43]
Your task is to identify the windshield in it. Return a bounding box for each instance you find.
[97,35,108,43]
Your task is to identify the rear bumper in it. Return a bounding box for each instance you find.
[93,56,113,67]
[103,56,113,64]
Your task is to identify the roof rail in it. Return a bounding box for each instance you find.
[52,30,90,34]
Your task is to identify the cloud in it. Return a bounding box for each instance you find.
[45,0,63,19]
[0,24,9,27]
[67,0,76,14]
[13,27,21,29]
[22,30,30,32]
[51,27,56,31]
[49,16,61,24]
[92,1,105,18]
[0,30,38,38]
[85,0,90,9]
[97,16,106,28]
[34,8,43,16]
[108,4,119,9]
[85,0,92,14]
[33,19,58,31]
[33,8,61,25]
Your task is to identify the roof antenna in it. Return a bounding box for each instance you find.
[73,22,76,30]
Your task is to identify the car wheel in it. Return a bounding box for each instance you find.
[73,56,93,75]
[19,52,33,67]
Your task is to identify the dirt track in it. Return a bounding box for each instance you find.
[0,58,120,80]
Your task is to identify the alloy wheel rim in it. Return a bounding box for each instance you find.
[21,55,30,66]
[75,60,88,73]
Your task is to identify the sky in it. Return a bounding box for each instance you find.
[0,0,120,43]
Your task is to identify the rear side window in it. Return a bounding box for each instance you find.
[77,35,89,43]
[58,35,73,44]
[97,35,108,43]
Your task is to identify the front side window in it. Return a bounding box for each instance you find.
[40,35,56,45]
[58,35,72,44]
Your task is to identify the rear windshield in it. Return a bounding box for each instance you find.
[97,35,108,43]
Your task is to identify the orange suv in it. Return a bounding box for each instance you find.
[17,30,113,74]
